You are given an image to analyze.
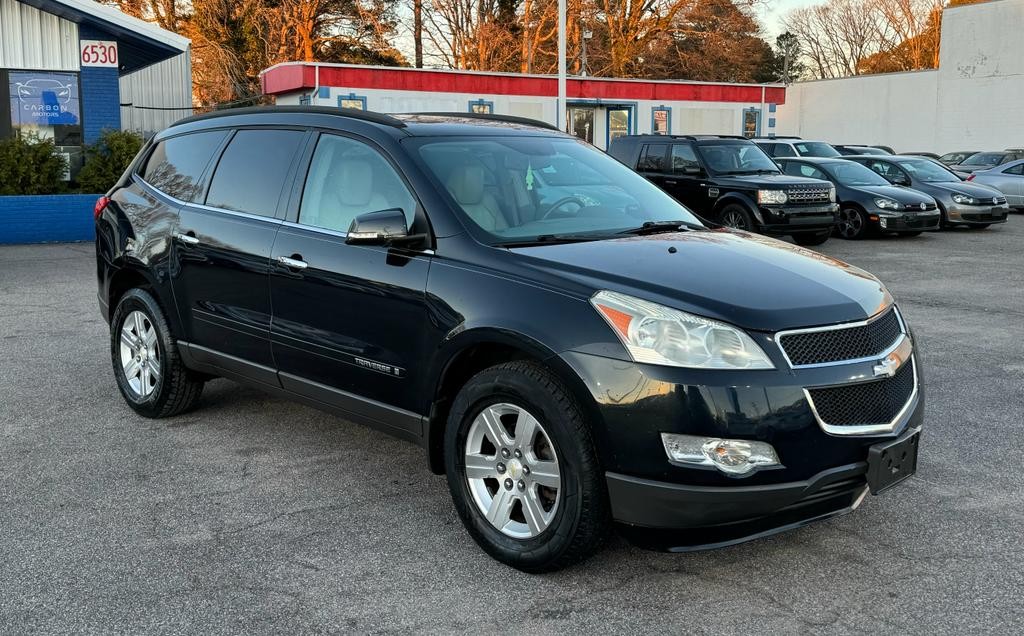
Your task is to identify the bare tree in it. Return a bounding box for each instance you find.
[783,0,889,79]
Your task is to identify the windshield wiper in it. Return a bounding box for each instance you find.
[496,233,613,247]
[617,220,697,236]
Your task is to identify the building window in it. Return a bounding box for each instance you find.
[468,99,494,114]
[338,93,367,110]
[651,106,671,135]
[7,71,82,146]
[299,95,311,106]
[742,108,761,138]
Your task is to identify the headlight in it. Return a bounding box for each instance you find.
[757,189,788,205]
[828,187,837,202]
[874,197,901,210]
[590,290,774,369]
[661,433,780,476]
[951,193,977,205]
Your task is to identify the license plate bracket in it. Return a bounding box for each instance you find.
[867,431,920,494]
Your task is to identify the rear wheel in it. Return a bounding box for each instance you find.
[792,230,830,246]
[110,288,204,418]
[718,204,754,231]
[445,361,608,572]
[836,206,869,239]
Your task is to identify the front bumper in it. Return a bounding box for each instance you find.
[757,203,838,235]
[944,202,1010,225]
[874,211,941,232]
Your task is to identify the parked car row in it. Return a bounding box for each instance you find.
[609,134,1013,246]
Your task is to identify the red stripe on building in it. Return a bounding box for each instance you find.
[261,64,786,105]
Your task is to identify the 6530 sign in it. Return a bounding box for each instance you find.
[80,40,119,68]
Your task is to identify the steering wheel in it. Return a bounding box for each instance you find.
[539,196,587,220]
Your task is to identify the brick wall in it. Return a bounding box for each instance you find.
[0,195,100,244]
[78,25,122,144]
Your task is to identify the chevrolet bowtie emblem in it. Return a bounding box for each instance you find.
[873,356,899,378]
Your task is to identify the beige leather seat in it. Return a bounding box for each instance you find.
[317,158,390,233]
[445,164,508,231]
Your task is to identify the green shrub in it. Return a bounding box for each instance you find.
[77,129,145,194]
[0,134,68,195]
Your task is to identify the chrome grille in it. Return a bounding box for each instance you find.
[807,359,915,428]
[778,307,903,367]
[786,187,832,205]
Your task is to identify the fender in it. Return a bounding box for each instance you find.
[713,191,763,225]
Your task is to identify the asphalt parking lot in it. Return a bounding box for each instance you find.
[2,221,1023,634]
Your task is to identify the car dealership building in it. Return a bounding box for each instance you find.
[0,0,191,173]
[260,63,787,150]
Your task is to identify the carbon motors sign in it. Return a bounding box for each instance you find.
[80,40,119,68]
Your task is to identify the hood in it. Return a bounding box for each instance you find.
[511,230,889,332]
[851,184,933,204]
[713,173,828,189]
[926,181,1003,198]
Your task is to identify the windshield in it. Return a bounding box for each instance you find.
[961,152,1004,167]
[896,159,959,183]
[795,142,841,157]
[829,161,891,186]
[695,143,779,175]
[415,136,702,244]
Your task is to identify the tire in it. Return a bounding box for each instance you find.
[110,288,204,418]
[444,360,609,572]
[792,230,831,246]
[836,206,869,239]
[968,224,991,230]
[718,204,755,231]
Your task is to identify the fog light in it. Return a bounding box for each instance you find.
[661,433,780,476]
[879,218,888,228]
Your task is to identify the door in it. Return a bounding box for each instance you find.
[269,132,431,434]
[568,107,595,144]
[668,143,712,216]
[999,162,1024,206]
[606,107,631,148]
[173,127,308,375]
[742,108,761,138]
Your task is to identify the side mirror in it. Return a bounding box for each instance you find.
[891,175,910,186]
[346,208,409,245]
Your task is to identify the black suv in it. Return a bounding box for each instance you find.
[608,135,838,246]
[96,107,923,572]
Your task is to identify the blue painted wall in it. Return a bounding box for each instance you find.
[78,25,122,144]
[0,195,100,244]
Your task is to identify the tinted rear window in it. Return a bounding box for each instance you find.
[638,144,667,171]
[140,130,228,201]
[205,129,306,217]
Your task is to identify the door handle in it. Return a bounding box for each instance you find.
[665,179,678,185]
[175,232,199,246]
[277,255,308,270]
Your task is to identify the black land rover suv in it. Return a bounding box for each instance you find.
[96,107,923,572]
[608,135,839,246]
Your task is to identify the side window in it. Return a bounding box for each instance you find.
[205,129,305,217]
[869,161,896,179]
[1003,163,1024,175]
[782,162,804,177]
[140,130,228,202]
[298,134,418,233]
[637,144,668,172]
[799,165,827,180]
[671,144,700,173]
[755,142,775,157]
[773,143,797,158]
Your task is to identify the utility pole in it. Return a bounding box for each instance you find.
[581,29,592,77]
[414,0,423,68]
[782,47,790,85]
[557,0,566,130]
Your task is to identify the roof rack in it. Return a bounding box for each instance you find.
[757,135,802,140]
[407,111,561,131]
[172,105,407,129]
[674,134,750,140]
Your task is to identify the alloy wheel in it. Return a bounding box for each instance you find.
[119,310,161,397]
[464,403,561,539]
[839,208,863,238]
[721,208,748,229]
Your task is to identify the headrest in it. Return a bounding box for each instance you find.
[446,164,485,205]
[335,159,373,206]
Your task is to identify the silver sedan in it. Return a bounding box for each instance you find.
[970,160,1024,209]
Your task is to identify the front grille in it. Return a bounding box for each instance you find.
[807,360,915,427]
[904,203,936,211]
[787,187,832,205]
[965,212,1003,221]
[779,308,903,366]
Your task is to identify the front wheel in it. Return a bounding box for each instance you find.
[718,204,755,231]
[836,207,869,239]
[110,288,204,418]
[444,361,609,572]
[792,230,831,246]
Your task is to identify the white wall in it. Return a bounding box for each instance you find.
[775,0,1024,153]
[0,0,79,71]
[119,49,193,136]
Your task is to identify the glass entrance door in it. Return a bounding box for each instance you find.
[607,107,631,146]
[568,107,595,144]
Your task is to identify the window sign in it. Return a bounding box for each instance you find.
[338,93,367,110]
[652,107,670,135]
[80,40,119,68]
[9,72,80,128]
[469,99,494,114]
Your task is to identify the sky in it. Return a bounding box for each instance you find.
[757,0,823,38]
